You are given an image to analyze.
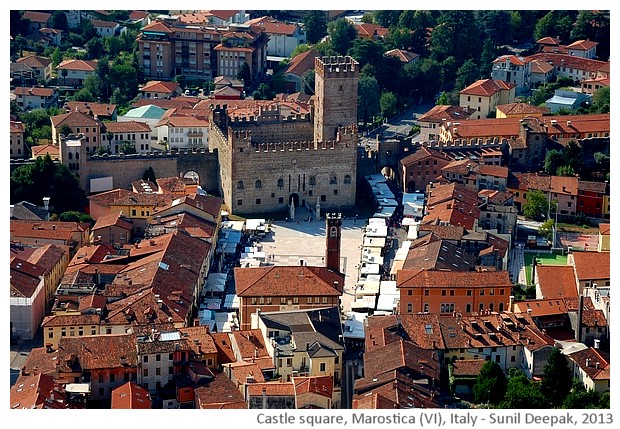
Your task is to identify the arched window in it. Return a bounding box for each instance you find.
[440,304,446,313]
[489,303,494,312]
[499,302,504,312]
[277,178,284,189]
[309,176,316,187]
[479,303,484,312]
[330,227,337,238]
[449,304,455,312]
[255,179,262,189]
[68,152,73,160]
[407,303,412,313]
[344,175,351,184]
[466,304,471,313]
[329,175,337,185]
[237,180,244,190]
[75,152,79,159]
[423,303,429,313]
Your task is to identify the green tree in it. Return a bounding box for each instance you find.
[237,62,252,87]
[473,361,507,405]
[523,189,548,221]
[562,379,604,409]
[72,88,95,102]
[541,348,572,407]
[430,11,480,64]
[562,140,583,174]
[10,154,86,214]
[303,11,327,45]
[347,38,383,69]
[328,19,357,56]
[50,11,69,31]
[476,10,512,48]
[380,91,398,119]
[556,165,576,177]
[357,75,381,126]
[455,59,480,91]
[543,149,563,175]
[479,38,496,78]
[593,152,610,172]
[86,37,105,60]
[373,10,401,28]
[500,369,549,409]
[143,167,156,183]
[96,57,112,100]
[110,62,139,102]
[119,141,137,155]
[290,44,311,58]
[538,219,554,241]
[590,86,610,114]
[51,47,64,67]
[252,83,274,100]
[571,11,610,60]
[30,125,53,142]
[59,211,93,223]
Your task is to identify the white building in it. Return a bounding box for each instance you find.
[491,55,532,96]
[155,115,210,150]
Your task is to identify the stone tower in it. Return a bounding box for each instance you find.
[325,212,343,273]
[314,56,359,144]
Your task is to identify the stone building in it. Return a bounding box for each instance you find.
[209,56,359,215]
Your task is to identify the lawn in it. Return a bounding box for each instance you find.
[524,252,568,285]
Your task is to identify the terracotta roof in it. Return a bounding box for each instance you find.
[141,21,173,34]
[31,144,59,158]
[514,299,567,317]
[18,243,66,275]
[10,220,83,242]
[16,55,52,68]
[58,333,138,370]
[293,375,333,399]
[578,180,607,194]
[231,330,269,360]
[10,373,68,409]
[153,194,223,219]
[460,79,515,97]
[211,332,237,364]
[22,11,51,23]
[14,86,55,97]
[50,110,101,128]
[205,10,240,20]
[496,103,549,116]
[536,36,561,45]
[418,104,476,123]
[78,294,107,312]
[140,80,180,93]
[111,192,175,208]
[41,313,102,328]
[156,115,210,127]
[92,211,133,231]
[530,59,555,74]
[10,120,25,133]
[417,224,465,241]
[564,297,607,328]
[284,49,319,77]
[571,251,610,281]
[493,55,526,66]
[129,11,150,20]
[10,260,43,298]
[550,175,578,195]
[364,315,400,352]
[567,40,598,51]
[402,234,476,271]
[131,97,200,110]
[111,382,151,409]
[235,266,344,297]
[567,347,609,381]
[451,359,486,377]
[599,223,610,235]
[526,53,607,73]
[88,189,134,208]
[247,16,298,36]
[132,179,158,193]
[227,361,266,383]
[156,177,186,193]
[384,49,420,63]
[213,86,242,97]
[398,269,512,288]
[91,19,118,28]
[64,101,117,117]
[356,22,389,38]
[178,326,218,355]
[103,121,151,133]
[400,146,451,166]
[194,372,247,409]
[246,382,295,397]
[479,164,509,179]
[541,45,569,54]
[56,59,98,71]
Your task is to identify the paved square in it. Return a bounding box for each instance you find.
[253,218,366,311]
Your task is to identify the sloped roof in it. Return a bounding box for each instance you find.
[567,40,598,51]
[571,251,610,281]
[23,11,52,23]
[56,59,98,71]
[16,55,52,68]
[397,269,512,288]
[58,333,138,370]
[418,104,476,123]
[140,80,180,93]
[496,102,549,116]
[460,79,515,97]
[111,382,151,409]
[123,104,167,119]
[284,49,319,77]
[384,49,420,63]
[235,266,344,297]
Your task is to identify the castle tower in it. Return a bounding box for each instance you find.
[325,212,343,273]
[314,56,359,144]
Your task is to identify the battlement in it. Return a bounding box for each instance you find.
[315,55,359,77]
[414,137,504,149]
[249,138,354,152]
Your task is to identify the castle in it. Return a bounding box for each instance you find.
[208,55,360,215]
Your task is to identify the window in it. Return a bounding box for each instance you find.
[333,189,338,195]
[320,363,326,372]
[479,303,484,312]
[423,303,429,312]
[450,290,454,296]
[99,374,104,383]
[442,290,446,296]
[293,297,298,304]
[48,331,53,339]
[156,368,161,376]
[281,297,287,304]
[169,353,173,361]
[144,356,149,363]
[315,296,320,304]
[307,296,312,304]
[321,195,326,202]
[237,180,244,190]
[407,303,413,313]
[256,198,261,205]
[110,373,115,382]
[251,297,257,305]
[322,296,328,304]
[489,303,494,311]
[143,368,149,377]
[467,290,472,296]
[466,304,471,313]
[156,354,161,362]
[424,289,429,296]
[309,176,316,186]
[408,290,412,296]
[511,355,516,362]
[237,199,242,206]
[255,179,262,189]
[330,175,337,185]
[344,175,351,184]
[277,178,284,189]
[490,289,495,296]
[278,197,284,204]
[480,289,485,296]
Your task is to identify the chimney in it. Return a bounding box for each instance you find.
[594,339,600,349]
[585,358,590,367]
[576,295,584,343]
[595,362,600,369]
[509,295,515,312]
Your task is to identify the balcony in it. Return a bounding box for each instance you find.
[187,131,203,137]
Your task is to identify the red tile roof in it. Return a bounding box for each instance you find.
[384,49,420,63]
[397,269,512,289]
[23,11,52,23]
[10,120,25,133]
[211,332,237,364]
[293,375,333,399]
[31,144,59,159]
[460,79,515,97]
[88,189,134,209]
[451,359,486,377]
[129,11,150,20]
[92,211,133,231]
[111,382,152,409]
[41,313,102,328]
[194,372,247,409]
[536,36,561,45]
[513,299,567,317]
[526,53,607,73]
[205,10,240,20]
[178,326,218,355]
[103,121,151,133]
[246,382,295,397]
[493,55,526,66]
[56,59,98,72]
[418,104,476,123]
[140,80,180,93]
[530,59,555,74]
[567,348,609,381]
[235,266,344,297]
[599,223,610,235]
[567,40,598,51]
[91,19,118,28]
[16,55,52,68]
[400,146,451,166]
[14,86,55,97]
[141,21,174,34]
[284,49,319,77]
[479,164,509,179]
[10,373,69,409]
[247,16,299,36]
[571,251,610,281]
[232,330,269,360]
[356,22,389,38]
[64,101,117,117]
[50,110,101,128]
[58,333,138,370]
[496,102,549,116]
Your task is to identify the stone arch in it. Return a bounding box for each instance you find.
[183,170,200,184]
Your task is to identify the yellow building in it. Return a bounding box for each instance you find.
[495,102,549,119]
[460,79,516,119]
[41,313,102,348]
[598,223,610,252]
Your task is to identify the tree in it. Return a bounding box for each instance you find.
[72,88,95,102]
[590,86,610,114]
[544,149,563,175]
[562,378,604,409]
[10,154,86,214]
[237,62,252,87]
[476,10,512,48]
[541,348,573,407]
[479,38,496,78]
[373,10,401,28]
[571,11,610,61]
[455,59,480,91]
[50,11,69,31]
[61,68,69,85]
[562,140,583,174]
[473,361,507,405]
[301,69,315,95]
[119,141,137,155]
[523,189,548,221]
[59,211,93,224]
[357,76,380,126]
[290,44,311,58]
[328,19,357,56]
[430,11,480,64]
[380,92,398,119]
[500,368,549,409]
[252,83,274,100]
[86,37,105,60]
[304,11,327,45]
[538,219,554,241]
[347,38,383,69]
[51,47,64,67]
[143,167,156,183]
[556,165,576,177]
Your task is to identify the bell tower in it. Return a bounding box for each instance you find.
[325,212,342,273]
[314,56,359,144]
